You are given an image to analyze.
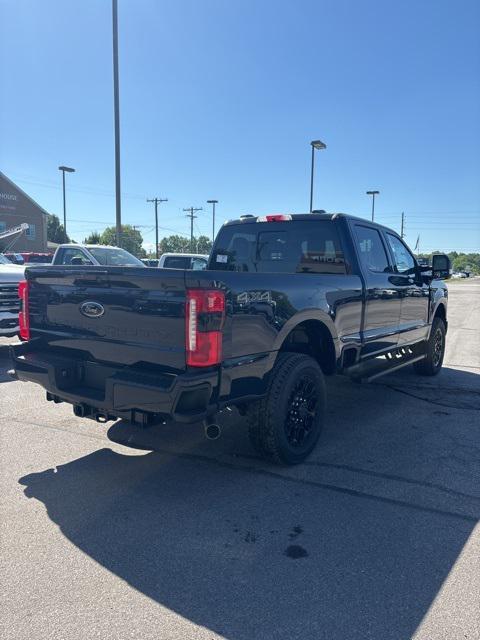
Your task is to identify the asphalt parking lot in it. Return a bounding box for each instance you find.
[1,279,479,640]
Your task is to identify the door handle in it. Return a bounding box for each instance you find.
[388,275,415,286]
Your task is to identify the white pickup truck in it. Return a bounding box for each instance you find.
[0,254,24,336]
[157,253,208,270]
[51,244,145,267]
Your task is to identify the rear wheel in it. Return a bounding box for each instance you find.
[413,317,446,376]
[246,353,326,465]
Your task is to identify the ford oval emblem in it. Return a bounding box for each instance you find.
[80,301,105,318]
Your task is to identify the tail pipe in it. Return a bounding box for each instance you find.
[204,422,222,440]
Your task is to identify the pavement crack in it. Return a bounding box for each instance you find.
[383,384,480,410]
[302,460,480,502]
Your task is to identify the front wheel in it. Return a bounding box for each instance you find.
[246,353,326,465]
[413,317,446,376]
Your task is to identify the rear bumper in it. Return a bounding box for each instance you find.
[10,341,219,424]
[0,311,19,335]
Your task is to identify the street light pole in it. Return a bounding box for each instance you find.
[366,190,380,222]
[58,165,75,235]
[207,200,218,241]
[147,197,168,259]
[62,171,66,229]
[309,140,326,212]
[112,0,122,247]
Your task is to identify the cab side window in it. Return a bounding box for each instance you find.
[58,248,93,265]
[355,225,390,273]
[386,234,416,275]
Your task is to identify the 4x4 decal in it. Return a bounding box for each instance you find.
[237,290,272,304]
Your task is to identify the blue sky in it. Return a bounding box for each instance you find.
[1,0,479,252]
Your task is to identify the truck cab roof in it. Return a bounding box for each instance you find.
[224,212,394,231]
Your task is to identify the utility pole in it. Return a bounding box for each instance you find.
[207,200,218,241]
[400,212,405,239]
[147,197,168,259]
[183,207,202,252]
[112,0,122,247]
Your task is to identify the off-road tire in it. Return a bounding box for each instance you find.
[413,317,446,376]
[246,353,326,465]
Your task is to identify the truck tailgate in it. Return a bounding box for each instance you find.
[26,266,187,372]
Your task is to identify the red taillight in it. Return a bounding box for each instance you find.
[18,280,30,340]
[257,214,292,222]
[186,289,225,367]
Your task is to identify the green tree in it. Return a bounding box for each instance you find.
[195,235,213,254]
[83,231,101,244]
[100,225,146,258]
[47,214,70,244]
[158,235,190,254]
[158,234,212,254]
[415,251,480,275]
[452,253,480,275]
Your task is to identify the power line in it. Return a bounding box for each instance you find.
[378,220,479,226]
[379,218,479,224]
[8,176,146,200]
[380,214,480,216]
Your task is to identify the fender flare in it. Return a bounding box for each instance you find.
[429,300,447,338]
[272,309,340,357]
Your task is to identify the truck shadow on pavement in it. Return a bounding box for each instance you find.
[18,367,480,640]
[0,343,14,383]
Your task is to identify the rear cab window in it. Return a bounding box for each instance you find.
[210,220,346,274]
[163,256,191,269]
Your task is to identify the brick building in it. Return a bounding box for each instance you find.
[0,171,49,252]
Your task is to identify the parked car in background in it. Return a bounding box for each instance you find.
[20,252,54,264]
[158,253,208,270]
[51,244,146,267]
[3,253,25,265]
[0,253,24,336]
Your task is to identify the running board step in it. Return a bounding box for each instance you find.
[347,352,426,383]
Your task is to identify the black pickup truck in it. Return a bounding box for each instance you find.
[10,213,450,464]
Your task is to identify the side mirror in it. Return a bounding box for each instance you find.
[431,254,451,280]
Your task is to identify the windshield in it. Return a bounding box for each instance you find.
[87,247,145,266]
[0,254,10,264]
